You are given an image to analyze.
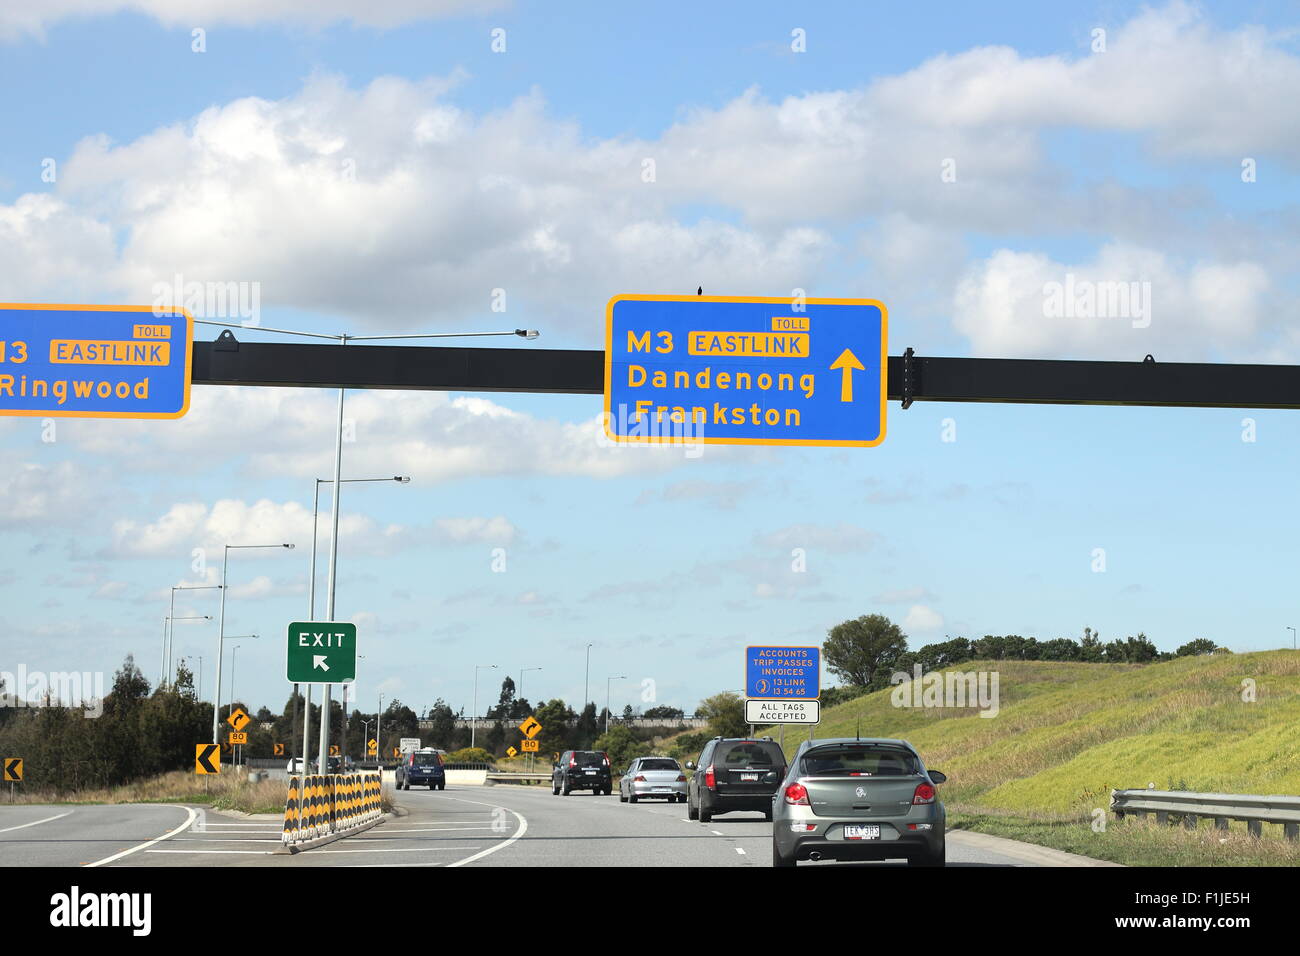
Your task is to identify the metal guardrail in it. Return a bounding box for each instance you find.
[486,772,552,784]
[1111,789,1300,840]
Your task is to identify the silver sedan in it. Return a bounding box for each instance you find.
[619,756,688,803]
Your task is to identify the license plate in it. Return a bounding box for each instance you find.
[844,825,881,841]
[584,769,596,774]
[740,773,759,782]
[653,787,669,792]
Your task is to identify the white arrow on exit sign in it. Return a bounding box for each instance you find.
[314,655,329,671]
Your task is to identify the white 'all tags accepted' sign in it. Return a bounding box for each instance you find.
[745,698,820,724]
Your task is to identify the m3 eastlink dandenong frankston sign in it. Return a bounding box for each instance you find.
[604,295,887,447]
[0,304,193,419]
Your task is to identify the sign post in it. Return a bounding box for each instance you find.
[605,295,886,447]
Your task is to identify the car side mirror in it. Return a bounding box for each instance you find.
[928,770,947,784]
[684,761,695,770]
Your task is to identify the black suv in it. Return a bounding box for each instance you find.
[552,750,613,795]
[686,737,787,822]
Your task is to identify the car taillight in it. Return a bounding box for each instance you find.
[784,783,810,806]
[569,756,576,768]
[912,782,936,805]
[676,774,687,782]
[634,775,646,782]
[703,765,716,789]
[602,752,610,766]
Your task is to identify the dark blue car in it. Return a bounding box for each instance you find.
[396,749,446,790]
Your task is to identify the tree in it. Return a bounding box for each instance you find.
[423,699,457,749]
[1176,638,1217,657]
[824,614,909,688]
[697,692,747,738]
[643,705,684,719]
[1078,627,1105,663]
[593,724,651,770]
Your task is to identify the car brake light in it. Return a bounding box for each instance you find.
[912,782,936,805]
[703,765,716,789]
[634,775,646,782]
[569,755,576,768]
[784,783,810,806]
[676,774,687,782]
[602,752,611,766]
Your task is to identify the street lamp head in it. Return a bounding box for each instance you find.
[283,543,295,549]
[515,329,540,340]
[395,476,410,483]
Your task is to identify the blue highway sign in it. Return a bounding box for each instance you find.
[0,304,193,419]
[604,295,886,447]
[746,645,820,700]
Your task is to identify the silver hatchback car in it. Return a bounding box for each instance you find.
[772,737,946,867]
[619,756,688,803]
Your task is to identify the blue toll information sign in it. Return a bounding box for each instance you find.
[604,294,886,447]
[0,304,193,419]
[746,646,820,700]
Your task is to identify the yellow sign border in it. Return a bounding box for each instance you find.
[0,303,194,420]
[603,294,887,448]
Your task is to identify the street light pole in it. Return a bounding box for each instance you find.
[212,544,293,744]
[1289,626,1296,650]
[318,351,348,778]
[165,615,209,691]
[472,664,497,749]
[165,584,221,688]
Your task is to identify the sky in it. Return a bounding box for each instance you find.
[1,0,1298,720]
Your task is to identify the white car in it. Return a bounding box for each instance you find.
[619,756,688,803]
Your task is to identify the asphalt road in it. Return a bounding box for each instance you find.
[0,785,1096,867]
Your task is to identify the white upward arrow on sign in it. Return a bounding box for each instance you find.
[314,655,330,671]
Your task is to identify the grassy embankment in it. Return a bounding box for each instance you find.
[2,769,288,815]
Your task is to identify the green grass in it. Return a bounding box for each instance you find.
[757,652,1300,866]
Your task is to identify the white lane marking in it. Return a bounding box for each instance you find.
[0,811,72,834]
[735,847,746,855]
[85,805,197,868]
[174,838,282,843]
[711,830,723,835]
[435,794,528,869]
[376,826,500,833]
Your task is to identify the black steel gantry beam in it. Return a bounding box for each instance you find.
[191,336,1300,409]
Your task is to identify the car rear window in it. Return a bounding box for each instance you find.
[573,752,605,767]
[719,741,785,769]
[413,754,441,767]
[638,758,679,771]
[800,745,920,776]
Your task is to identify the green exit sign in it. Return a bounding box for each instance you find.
[286,621,357,683]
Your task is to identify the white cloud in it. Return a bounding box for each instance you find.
[3,3,1292,356]
[903,604,944,634]
[109,497,380,558]
[953,244,1270,360]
